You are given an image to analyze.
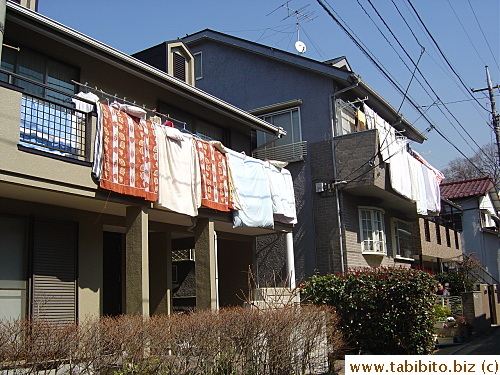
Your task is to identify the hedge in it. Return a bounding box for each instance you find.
[301,267,436,354]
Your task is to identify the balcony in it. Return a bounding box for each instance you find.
[2,70,94,163]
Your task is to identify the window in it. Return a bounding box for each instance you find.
[1,46,85,158]
[359,207,386,254]
[424,219,431,242]
[335,99,356,136]
[392,219,413,259]
[0,216,27,321]
[1,45,79,103]
[194,52,203,80]
[257,107,301,148]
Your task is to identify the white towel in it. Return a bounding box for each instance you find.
[227,150,274,228]
[154,124,201,217]
[265,162,297,224]
[389,138,412,200]
[408,154,428,215]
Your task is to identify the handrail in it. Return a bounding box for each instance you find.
[0,68,96,106]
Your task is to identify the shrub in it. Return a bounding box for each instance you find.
[301,267,436,355]
[0,305,344,374]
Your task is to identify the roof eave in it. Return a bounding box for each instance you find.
[6,3,284,137]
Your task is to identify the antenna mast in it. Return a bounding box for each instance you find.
[279,2,316,54]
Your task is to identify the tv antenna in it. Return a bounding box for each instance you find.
[267,2,316,54]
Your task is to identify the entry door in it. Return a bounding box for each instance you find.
[103,231,123,316]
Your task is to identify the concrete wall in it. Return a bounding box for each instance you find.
[415,218,462,260]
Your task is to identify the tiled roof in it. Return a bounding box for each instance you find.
[440,177,493,199]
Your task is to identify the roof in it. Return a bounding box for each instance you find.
[6,3,285,137]
[180,29,427,143]
[440,177,494,199]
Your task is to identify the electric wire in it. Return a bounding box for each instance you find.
[405,0,491,113]
[467,0,500,71]
[316,0,490,179]
[446,0,490,69]
[364,0,495,165]
[400,0,491,122]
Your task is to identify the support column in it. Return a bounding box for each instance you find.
[125,205,149,317]
[0,0,6,59]
[285,232,296,289]
[195,218,218,310]
[149,231,172,315]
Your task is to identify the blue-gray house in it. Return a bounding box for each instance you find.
[134,29,462,286]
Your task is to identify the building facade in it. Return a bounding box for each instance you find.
[0,4,295,322]
[135,29,462,280]
[441,177,500,283]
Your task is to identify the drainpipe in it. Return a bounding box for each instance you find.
[329,74,360,273]
[0,0,6,59]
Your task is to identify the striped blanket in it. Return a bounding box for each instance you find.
[99,103,158,201]
[194,138,232,211]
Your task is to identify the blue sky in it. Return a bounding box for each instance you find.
[38,0,499,171]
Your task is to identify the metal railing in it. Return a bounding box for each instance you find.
[252,141,307,163]
[435,296,463,316]
[172,248,195,262]
[1,69,94,161]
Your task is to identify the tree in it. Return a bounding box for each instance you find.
[441,142,499,187]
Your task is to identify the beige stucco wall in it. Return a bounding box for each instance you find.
[0,86,98,197]
[78,214,104,320]
[417,218,462,260]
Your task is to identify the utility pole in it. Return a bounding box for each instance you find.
[472,66,500,166]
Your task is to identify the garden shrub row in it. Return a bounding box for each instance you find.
[301,267,436,355]
[0,305,344,375]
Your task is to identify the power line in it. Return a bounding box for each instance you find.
[400,0,491,122]
[389,0,423,49]
[316,0,491,177]
[361,0,493,163]
[467,0,500,71]
[446,0,489,69]
[405,0,491,114]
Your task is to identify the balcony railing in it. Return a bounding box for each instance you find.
[1,69,94,162]
[252,141,307,163]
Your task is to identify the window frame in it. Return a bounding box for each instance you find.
[358,206,387,255]
[256,106,302,148]
[391,218,414,261]
[194,51,203,80]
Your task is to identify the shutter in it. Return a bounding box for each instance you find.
[32,219,77,323]
[173,53,186,81]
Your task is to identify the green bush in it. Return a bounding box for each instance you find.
[432,304,451,319]
[301,267,436,355]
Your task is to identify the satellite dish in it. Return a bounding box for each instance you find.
[295,40,307,54]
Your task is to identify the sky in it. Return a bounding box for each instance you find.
[37,0,500,171]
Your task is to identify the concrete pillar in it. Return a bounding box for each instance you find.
[125,205,149,317]
[195,218,218,310]
[285,232,296,289]
[149,231,172,315]
[0,0,6,59]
